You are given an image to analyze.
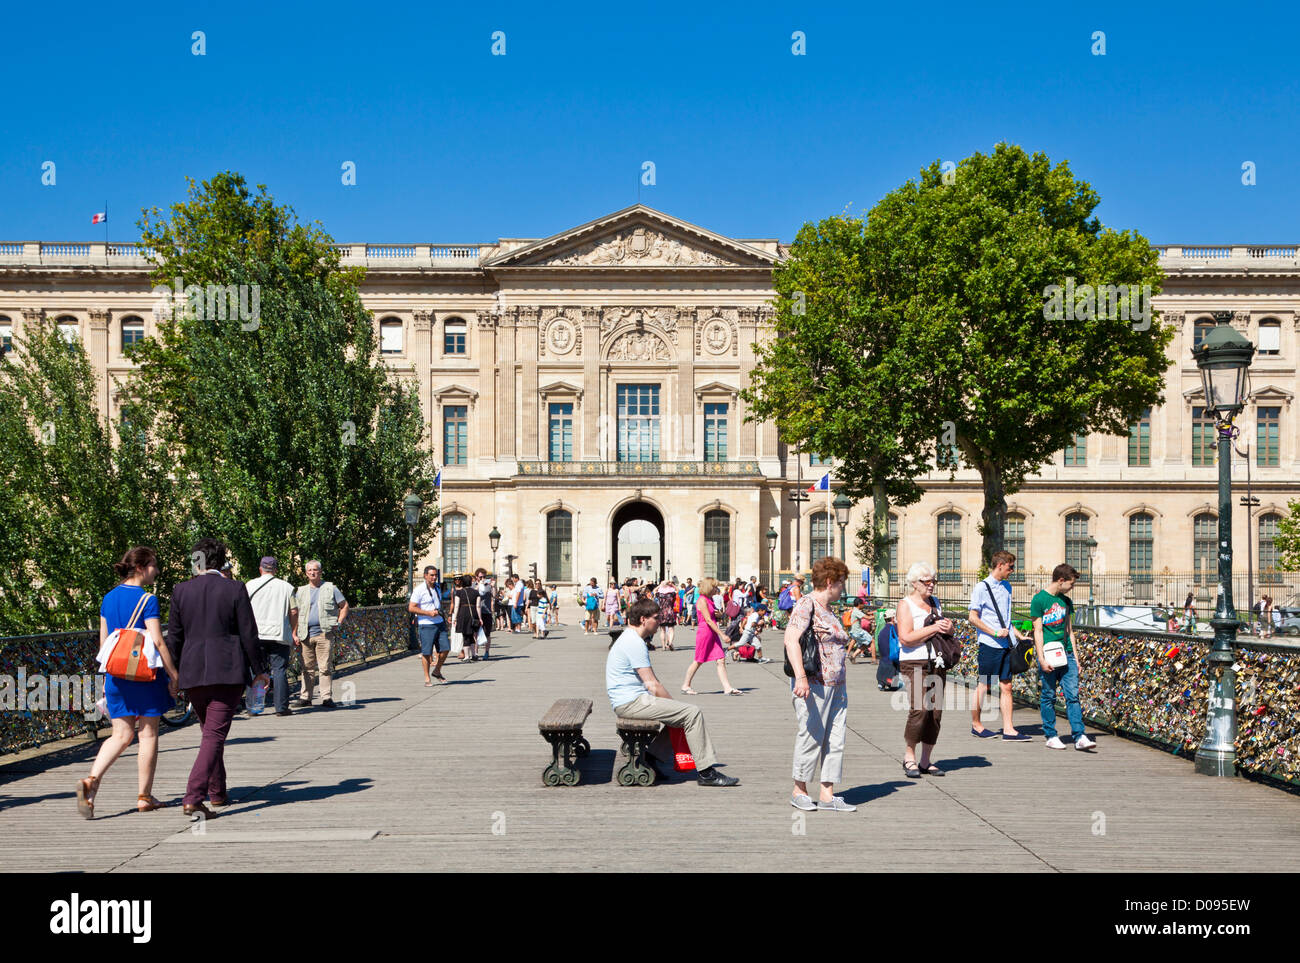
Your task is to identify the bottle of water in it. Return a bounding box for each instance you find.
[249,680,266,714]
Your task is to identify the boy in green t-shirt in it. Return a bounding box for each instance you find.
[1030,563,1096,751]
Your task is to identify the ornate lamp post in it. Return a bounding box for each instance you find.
[766,525,778,591]
[488,525,501,579]
[833,491,852,562]
[403,493,423,597]
[1192,313,1255,777]
[1086,536,1098,623]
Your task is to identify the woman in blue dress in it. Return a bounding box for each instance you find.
[76,547,180,819]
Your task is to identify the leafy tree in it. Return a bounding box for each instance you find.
[1277,499,1300,572]
[743,214,936,590]
[0,325,192,635]
[865,144,1173,567]
[126,172,436,602]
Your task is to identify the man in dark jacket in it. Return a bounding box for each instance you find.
[167,538,267,819]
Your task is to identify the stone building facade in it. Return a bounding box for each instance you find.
[1,208,1297,604]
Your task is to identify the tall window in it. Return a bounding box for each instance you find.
[1063,433,1087,466]
[810,512,833,561]
[1065,512,1091,582]
[380,318,403,354]
[1193,318,1216,350]
[1192,406,1216,466]
[1258,319,1281,356]
[444,318,467,355]
[442,405,467,465]
[1129,513,1154,584]
[1193,513,1217,585]
[443,512,467,573]
[617,385,660,462]
[937,512,961,582]
[1259,513,1282,582]
[120,316,145,353]
[703,403,728,461]
[119,403,146,448]
[1005,514,1026,582]
[1128,407,1151,466]
[0,316,11,354]
[809,452,830,466]
[57,317,78,353]
[546,510,573,582]
[548,403,573,462]
[1257,407,1280,466]
[704,510,730,582]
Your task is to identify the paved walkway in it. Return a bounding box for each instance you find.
[2,621,1297,872]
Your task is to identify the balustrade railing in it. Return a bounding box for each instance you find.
[517,460,762,476]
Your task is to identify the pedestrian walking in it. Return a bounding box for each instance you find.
[453,575,481,658]
[166,538,267,819]
[245,556,298,716]
[874,608,902,690]
[896,562,952,777]
[77,547,182,819]
[681,577,742,695]
[526,578,540,633]
[785,557,854,812]
[293,560,349,706]
[605,598,740,787]
[604,580,621,627]
[653,576,678,650]
[968,550,1027,740]
[410,565,449,684]
[583,578,601,634]
[1032,564,1096,751]
[549,583,561,627]
[534,581,550,638]
[474,570,495,658]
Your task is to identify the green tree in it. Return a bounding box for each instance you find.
[0,324,192,635]
[126,172,436,602]
[743,214,936,590]
[1277,498,1300,572]
[866,144,1173,567]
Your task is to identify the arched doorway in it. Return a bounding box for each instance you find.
[611,501,664,584]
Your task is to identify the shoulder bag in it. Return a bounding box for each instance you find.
[924,596,963,670]
[103,592,158,682]
[980,579,1032,675]
[783,597,822,681]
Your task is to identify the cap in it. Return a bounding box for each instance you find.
[883,607,896,619]
[781,579,791,586]
[260,556,278,570]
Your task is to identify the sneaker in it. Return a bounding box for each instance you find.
[790,793,817,811]
[1075,734,1097,750]
[757,657,772,664]
[290,698,311,708]
[816,795,857,812]
[696,767,740,787]
[1044,736,1067,750]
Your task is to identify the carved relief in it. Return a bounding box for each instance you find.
[542,227,733,267]
[412,310,433,331]
[1160,310,1184,327]
[601,306,679,343]
[546,316,578,356]
[607,330,671,362]
[475,310,496,330]
[696,315,738,357]
[88,308,110,329]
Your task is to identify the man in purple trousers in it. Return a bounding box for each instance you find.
[166,538,267,820]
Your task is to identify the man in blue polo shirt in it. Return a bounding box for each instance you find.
[969,550,1030,740]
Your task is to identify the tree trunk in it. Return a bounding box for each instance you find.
[872,480,890,599]
[977,463,1006,572]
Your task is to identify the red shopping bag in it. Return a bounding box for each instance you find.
[668,725,695,772]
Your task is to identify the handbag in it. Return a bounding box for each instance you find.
[924,597,962,670]
[103,593,157,682]
[783,599,822,681]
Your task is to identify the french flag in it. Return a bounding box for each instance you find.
[807,473,830,492]
[91,212,107,224]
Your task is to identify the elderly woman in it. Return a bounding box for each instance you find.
[784,557,853,812]
[896,561,954,777]
[681,578,742,695]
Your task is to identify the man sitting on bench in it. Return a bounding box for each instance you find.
[606,598,740,787]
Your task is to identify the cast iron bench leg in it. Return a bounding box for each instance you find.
[542,729,582,787]
[616,729,657,786]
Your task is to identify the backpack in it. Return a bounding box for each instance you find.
[736,644,758,661]
[778,587,794,610]
[841,609,854,629]
[724,615,744,642]
[725,599,741,620]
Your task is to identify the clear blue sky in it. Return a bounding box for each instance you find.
[3,1,1297,244]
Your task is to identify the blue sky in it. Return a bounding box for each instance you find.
[3,2,1297,244]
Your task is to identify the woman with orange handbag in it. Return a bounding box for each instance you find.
[77,547,180,819]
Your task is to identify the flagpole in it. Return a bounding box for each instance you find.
[104,201,109,261]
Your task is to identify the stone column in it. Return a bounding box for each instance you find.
[582,307,601,459]
[756,306,779,459]
[737,307,758,458]
[498,309,517,461]
[412,310,434,447]
[676,306,695,459]
[1162,312,1186,465]
[476,311,498,466]
[88,309,111,421]
[518,306,540,462]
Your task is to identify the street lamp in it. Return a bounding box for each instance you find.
[1086,535,1098,622]
[1192,312,1255,778]
[766,525,778,591]
[488,525,501,579]
[606,558,612,586]
[403,493,423,597]
[833,491,851,562]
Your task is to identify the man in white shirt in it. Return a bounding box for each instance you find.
[968,550,1027,740]
[409,565,448,684]
[245,556,298,715]
[605,598,739,787]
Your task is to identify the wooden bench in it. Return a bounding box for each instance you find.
[537,698,592,787]
[615,717,662,786]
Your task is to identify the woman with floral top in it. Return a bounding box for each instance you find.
[783,557,853,812]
